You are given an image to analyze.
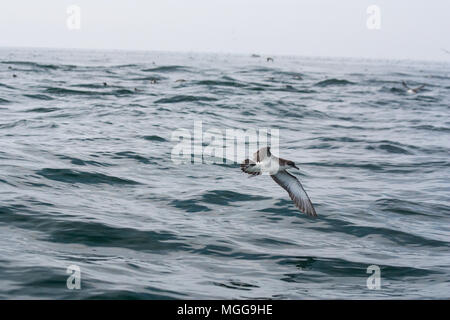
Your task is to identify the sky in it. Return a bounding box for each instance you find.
[1,0,449,61]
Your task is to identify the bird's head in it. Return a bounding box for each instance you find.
[287,161,299,170]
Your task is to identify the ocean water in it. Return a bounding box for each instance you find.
[0,48,449,299]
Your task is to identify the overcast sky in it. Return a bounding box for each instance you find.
[1,0,449,61]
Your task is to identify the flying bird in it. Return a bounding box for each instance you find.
[241,147,317,217]
[402,81,425,94]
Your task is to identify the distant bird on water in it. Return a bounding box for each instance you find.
[266,57,274,62]
[241,147,317,217]
[402,81,425,94]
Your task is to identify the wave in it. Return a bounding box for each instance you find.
[306,160,449,173]
[0,119,27,129]
[277,256,438,278]
[1,60,75,71]
[45,87,103,95]
[275,85,316,93]
[212,280,259,291]
[366,143,413,155]
[374,198,450,217]
[0,97,11,104]
[312,217,449,248]
[238,66,276,73]
[36,168,140,185]
[110,64,140,68]
[277,71,304,78]
[0,204,185,252]
[141,135,167,142]
[412,125,450,133]
[195,80,247,88]
[155,95,217,104]
[57,155,112,167]
[112,89,135,95]
[131,76,166,81]
[201,190,271,205]
[87,289,183,300]
[44,87,135,96]
[24,107,59,113]
[315,79,355,87]
[141,65,190,73]
[0,83,15,90]
[171,199,212,213]
[71,83,110,89]
[23,94,54,100]
[171,190,271,212]
[110,151,158,165]
[317,137,428,155]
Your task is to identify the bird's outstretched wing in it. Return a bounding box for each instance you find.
[241,159,261,176]
[413,84,425,92]
[402,81,410,89]
[271,170,317,217]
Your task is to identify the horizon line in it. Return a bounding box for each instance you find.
[1,45,449,64]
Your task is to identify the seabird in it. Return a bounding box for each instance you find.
[402,81,425,94]
[103,82,108,86]
[241,147,317,217]
[266,57,274,62]
[12,74,17,78]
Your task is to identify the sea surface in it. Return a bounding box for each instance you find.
[0,48,449,299]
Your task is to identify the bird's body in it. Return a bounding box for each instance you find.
[402,81,425,94]
[241,147,317,217]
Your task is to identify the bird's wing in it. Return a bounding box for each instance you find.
[271,170,317,217]
[241,159,261,176]
[413,84,425,91]
[402,81,410,89]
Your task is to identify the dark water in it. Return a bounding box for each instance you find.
[0,48,449,299]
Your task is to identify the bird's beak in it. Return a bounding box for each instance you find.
[293,165,299,170]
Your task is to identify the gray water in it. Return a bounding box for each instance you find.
[0,48,449,299]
